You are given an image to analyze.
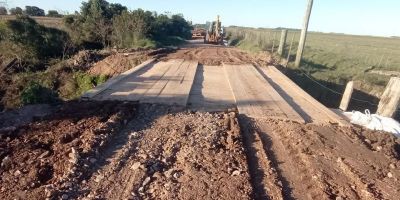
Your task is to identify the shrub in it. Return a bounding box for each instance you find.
[64,0,128,49]
[151,14,192,41]
[20,82,58,105]
[9,7,23,15]
[111,10,155,48]
[0,7,7,15]
[47,10,63,18]
[24,6,45,16]
[74,72,108,96]
[111,10,192,48]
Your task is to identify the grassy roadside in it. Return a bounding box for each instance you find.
[0,54,109,109]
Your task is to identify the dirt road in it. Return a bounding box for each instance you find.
[162,40,271,66]
[0,102,253,199]
[241,117,400,199]
[1,42,399,199]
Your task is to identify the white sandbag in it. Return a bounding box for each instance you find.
[369,115,400,137]
[345,109,400,137]
[349,110,372,126]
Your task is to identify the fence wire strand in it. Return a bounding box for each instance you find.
[298,69,380,107]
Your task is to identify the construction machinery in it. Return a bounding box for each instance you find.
[204,15,224,45]
[192,28,206,39]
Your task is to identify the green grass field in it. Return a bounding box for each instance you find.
[226,27,400,114]
[226,27,400,98]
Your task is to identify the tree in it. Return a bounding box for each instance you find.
[24,6,45,16]
[0,7,7,15]
[170,14,192,39]
[112,10,154,48]
[63,15,87,47]
[77,0,125,47]
[9,7,23,15]
[151,13,192,40]
[81,0,110,19]
[81,0,127,20]
[109,3,127,16]
[47,10,62,18]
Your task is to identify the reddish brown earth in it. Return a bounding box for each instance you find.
[162,46,273,66]
[0,101,137,200]
[88,48,175,77]
[73,105,252,200]
[240,117,400,199]
[2,101,398,200]
[1,44,399,200]
[0,102,253,199]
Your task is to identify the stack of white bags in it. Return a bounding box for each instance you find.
[345,110,400,137]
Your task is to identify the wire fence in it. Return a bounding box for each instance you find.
[226,27,400,113]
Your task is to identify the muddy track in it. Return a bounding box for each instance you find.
[239,116,284,200]
[57,104,253,199]
[1,103,399,200]
[0,101,138,200]
[163,46,265,66]
[243,118,400,200]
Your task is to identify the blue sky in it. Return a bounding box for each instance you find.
[4,0,400,37]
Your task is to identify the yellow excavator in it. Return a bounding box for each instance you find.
[204,15,224,45]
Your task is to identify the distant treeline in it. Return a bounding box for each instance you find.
[0,6,63,18]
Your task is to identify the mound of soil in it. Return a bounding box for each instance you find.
[70,50,111,71]
[0,101,137,199]
[88,48,174,78]
[88,52,150,78]
[0,103,253,199]
[240,116,400,199]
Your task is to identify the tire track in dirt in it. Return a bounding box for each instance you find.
[255,120,331,199]
[248,118,400,200]
[78,116,149,199]
[225,49,242,63]
[63,104,254,199]
[163,46,263,66]
[238,116,284,200]
[312,126,398,199]
[72,104,174,199]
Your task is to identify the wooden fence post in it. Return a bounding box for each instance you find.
[339,81,354,111]
[271,31,277,53]
[295,0,314,67]
[278,29,288,56]
[285,33,296,67]
[377,77,400,117]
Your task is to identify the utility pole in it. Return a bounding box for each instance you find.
[295,0,314,68]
